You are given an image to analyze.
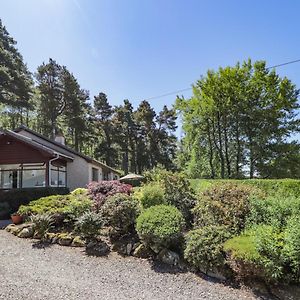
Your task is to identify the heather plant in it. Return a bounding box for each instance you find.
[87,180,132,210]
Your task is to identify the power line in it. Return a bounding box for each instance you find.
[143,58,300,101]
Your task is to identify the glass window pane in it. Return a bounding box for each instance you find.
[58,172,66,187]
[51,169,59,186]
[23,169,46,188]
[0,170,21,189]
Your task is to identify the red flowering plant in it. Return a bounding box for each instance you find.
[87,180,132,211]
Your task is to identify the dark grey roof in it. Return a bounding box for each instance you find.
[14,125,121,174]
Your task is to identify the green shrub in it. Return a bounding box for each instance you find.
[135,183,165,209]
[144,168,196,225]
[283,216,300,279]
[18,194,93,221]
[71,188,88,196]
[0,187,69,219]
[31,214,54,239]
[136,205,185,252]
[193,183,259,234]
[75,212,103,241]
[224,226,286,282]
[100,193,140,235]
[184,225,231,272]
[246,195,300,229]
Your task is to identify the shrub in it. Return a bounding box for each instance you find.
[18,194,93,225]
[224,226,286,283]
[283,216,300,279]
[135,183,165,209]
[71,188,88,196]
[193,183,259,234]
[246,195,300,229]
[144,168,196,225]
[0,187,69,219]
[31,214,54,239]
[87,180,132,210]
[224,231,263,280]
[136,205,185,252]
[100,193,140,235]
[184,225,231,272]
[75,211,103,241]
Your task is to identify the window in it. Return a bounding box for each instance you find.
[0,163,46,189]
[92,168,99,182]
[50,165,66,187]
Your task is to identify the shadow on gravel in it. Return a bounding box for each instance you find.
[32,240,53,249]
[150,260,187,274]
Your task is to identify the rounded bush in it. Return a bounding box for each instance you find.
[184,225,231,272]
[71,188,88,196]
[100,193,140,234]
[136,205,185,251]
[136,183,165,209]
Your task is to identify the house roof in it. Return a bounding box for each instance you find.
[0,129,74,162]
[14,125,121,175]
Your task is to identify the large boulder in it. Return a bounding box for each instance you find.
[86,241,109,256]
[157,249,180,266]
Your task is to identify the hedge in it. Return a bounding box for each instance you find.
[0,187,69,219]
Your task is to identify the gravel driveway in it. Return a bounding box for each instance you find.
[0,231,261,300]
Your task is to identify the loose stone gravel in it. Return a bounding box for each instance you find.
[0,231,260,300]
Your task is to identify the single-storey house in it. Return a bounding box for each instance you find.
[0,125,121,191]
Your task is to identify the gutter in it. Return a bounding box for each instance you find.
[48,153,60,187]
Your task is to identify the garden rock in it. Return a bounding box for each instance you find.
[157,249,180,266]
[133,244,153,258]
[6,224,20,235]
[71,236,85,247]
[58,234,73,246]
[18,227,34,238]
[86,241,109,256]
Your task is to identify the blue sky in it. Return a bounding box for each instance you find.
[1,0,300,122]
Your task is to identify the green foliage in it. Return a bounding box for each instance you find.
[75,211,103,240]
[283,216,300,277]
[184,225,231,272]
[176,60,300,179]
[136,205,185,251]
[18,194,93,222]
[246,195,300,229]
[145,168,196,224]
[193,183,258,233]
[71,188,88,196]
[0,187,69,219]
[135,183,165,209]
[100,193,140,235]
[31,214,54,239]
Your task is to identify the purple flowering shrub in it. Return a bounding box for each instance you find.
[87,180,132,211]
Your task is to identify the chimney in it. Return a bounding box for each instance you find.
[55,132,65,145]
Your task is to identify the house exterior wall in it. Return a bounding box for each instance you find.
[0,136,49,164]
[67,157,90,191]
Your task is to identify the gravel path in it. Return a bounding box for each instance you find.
[0,231,261,300]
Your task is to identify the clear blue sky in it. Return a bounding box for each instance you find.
[1,0,300,120]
